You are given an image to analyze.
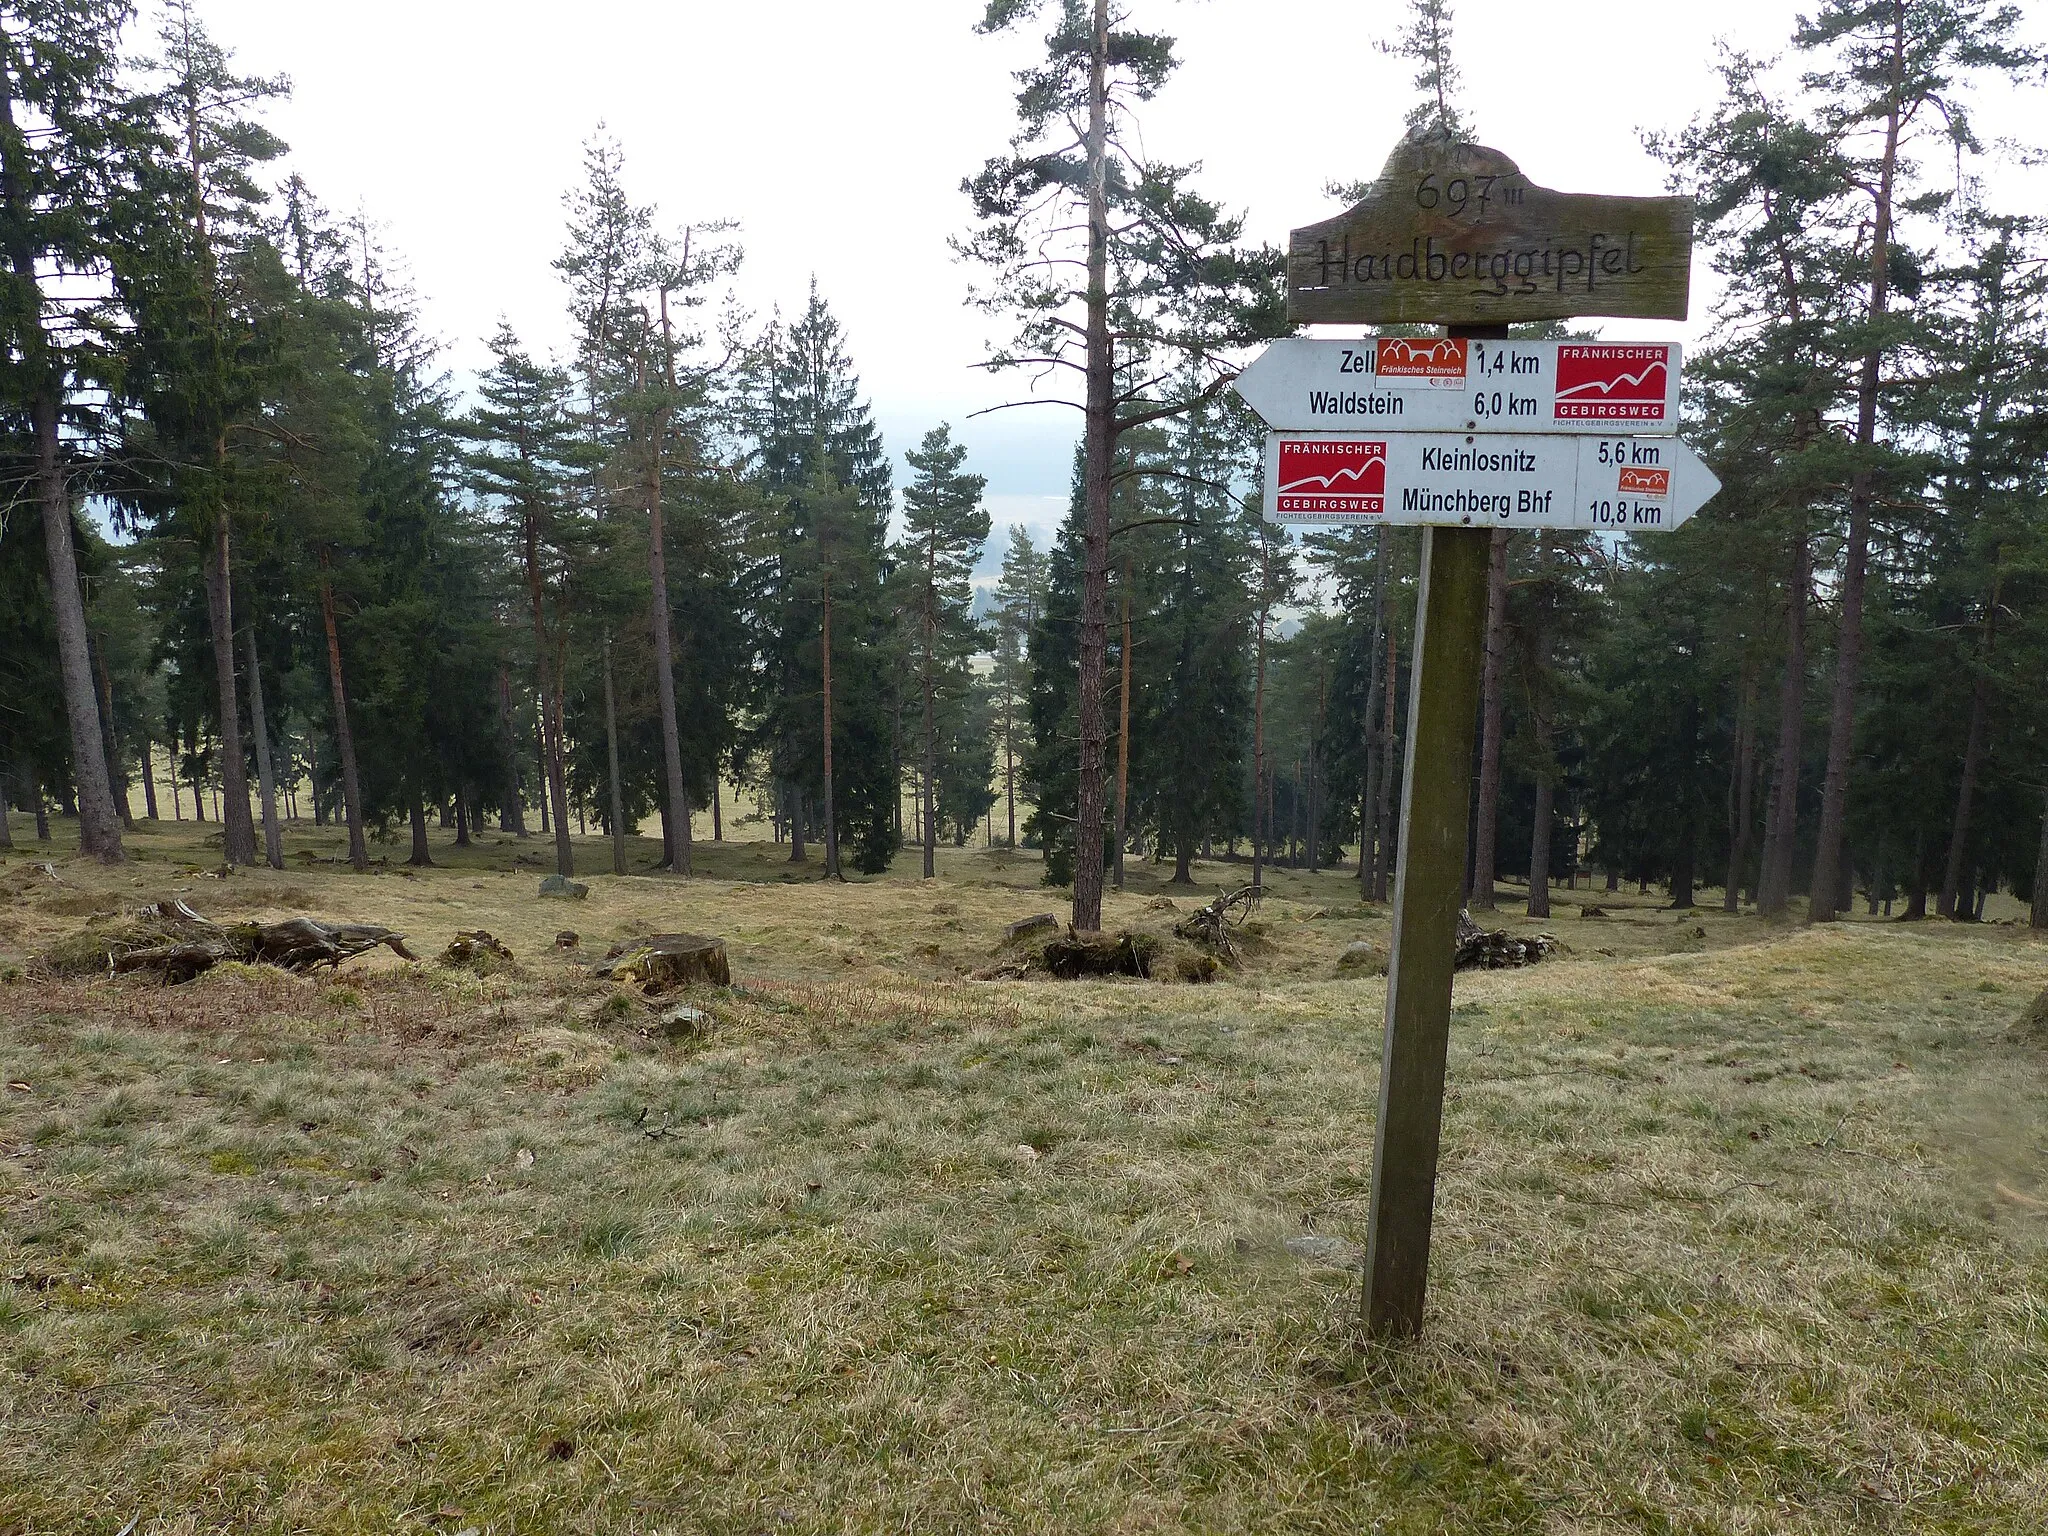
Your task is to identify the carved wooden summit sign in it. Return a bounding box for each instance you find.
[1286,134,1694,326]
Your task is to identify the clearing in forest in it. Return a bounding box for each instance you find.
[2,821,2045,1534]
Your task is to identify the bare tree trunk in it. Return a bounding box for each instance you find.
[92,647,134,831]
[496,665,527,836]
[0,766,12,848]
[1071,0,1112,931]
[2032,791,2048,930]
[1758,533,1809,918]
[789,785,807,863]
[711,774,723,841]
[319,571,369,872]
[1939,565,2002,918]
[1005,664,1017,847]
[31,394,123,862]
[1470,528,1509,908]
[602,631,628,877]
[1113,565,1132,890]
[821,574,841,880]
[140,735,160,822]
[923,590,939,880]
[1374,621,1397,902]
[1526,534,1556,920]
[202,518,258,866]
[1360,528,1388,894]
[1811,15,1904,924]
[1724,663,1759,911]
[408,784,432,867]
[1251,563,1271,893]
[242,623,283,869]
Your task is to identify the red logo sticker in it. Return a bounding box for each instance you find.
[1555,345,1672,420]
[1376,337,1467,380]
[1617,466,1671,496]
[1276,439,1386,514]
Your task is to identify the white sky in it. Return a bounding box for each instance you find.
[184,0,2045,561]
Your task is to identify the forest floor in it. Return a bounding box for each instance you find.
[2,812,2046,1534]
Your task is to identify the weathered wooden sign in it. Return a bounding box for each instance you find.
[1234,337,1684,434]
[1260,432,1718,529]
[1287,133,1693,326]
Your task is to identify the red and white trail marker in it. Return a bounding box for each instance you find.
[1231,337,1684,434]
[1262,431,1720,531]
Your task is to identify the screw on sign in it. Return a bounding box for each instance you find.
[1251,128,1702,1341]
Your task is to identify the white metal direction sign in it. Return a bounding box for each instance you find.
[1262,432,1719,531]
[1233,336,1682,434]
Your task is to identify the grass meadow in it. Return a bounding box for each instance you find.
[2,810,2045,1533]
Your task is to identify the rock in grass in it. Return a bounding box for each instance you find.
[554,930,580,949]
[1337,941,1388,976]
[2013,987,2048,1043]
[539,874,589,900]
[655,1003,713,1040]
[1283,1234,1360,1267]
[595,933,730,992]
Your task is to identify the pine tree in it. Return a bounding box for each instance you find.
[965,0,1285,930]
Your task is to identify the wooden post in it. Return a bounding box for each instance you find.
[1361,519,1491,1338]
[1360,321,1507,1337]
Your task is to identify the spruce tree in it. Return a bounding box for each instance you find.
[0,0,169,862]
[898,424,990,878]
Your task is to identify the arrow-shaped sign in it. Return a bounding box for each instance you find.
[1233,336,1684,435]
[1262,431,1720,531]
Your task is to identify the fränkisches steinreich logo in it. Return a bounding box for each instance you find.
[1617,466,1671,496]
[1375,337,1467,380]
[1277,439,1387,515]
[1554,344,1671,419]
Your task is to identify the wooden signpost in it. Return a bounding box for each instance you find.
[1238,131,1700,1339]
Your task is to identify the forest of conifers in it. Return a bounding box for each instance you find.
[2,0,2044,931]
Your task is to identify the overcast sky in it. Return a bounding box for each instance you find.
[186,0,2044,558]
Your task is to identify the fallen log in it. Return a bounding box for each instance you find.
[46,899,417,984]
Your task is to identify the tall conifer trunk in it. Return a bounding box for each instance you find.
[1811,4,1905,924]
[602,632,628,876]
[140,736,160,822]
[202,520,258,865]
[242,623,283,868]
[646,296,692,876]
[2031,794,2048,931]
[496,666,527,835]
[407,785,431,866]
[1113,567,1131,890]
[1470,528,1509,908]
[1526,533,1556,920]
[821,574,841,879]
[1758,534,1809,917]
[923,580,939,880]
[1071,0,1113,932]
[1251,555,1271,893]
[1939,563,2001,919]
[319,569,369,870]
[1374,623,1397,902]
[1725,665,1759,911]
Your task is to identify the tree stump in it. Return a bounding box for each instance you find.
[595,934,731,992]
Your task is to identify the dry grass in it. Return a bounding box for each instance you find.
[2,816,2046,1533]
